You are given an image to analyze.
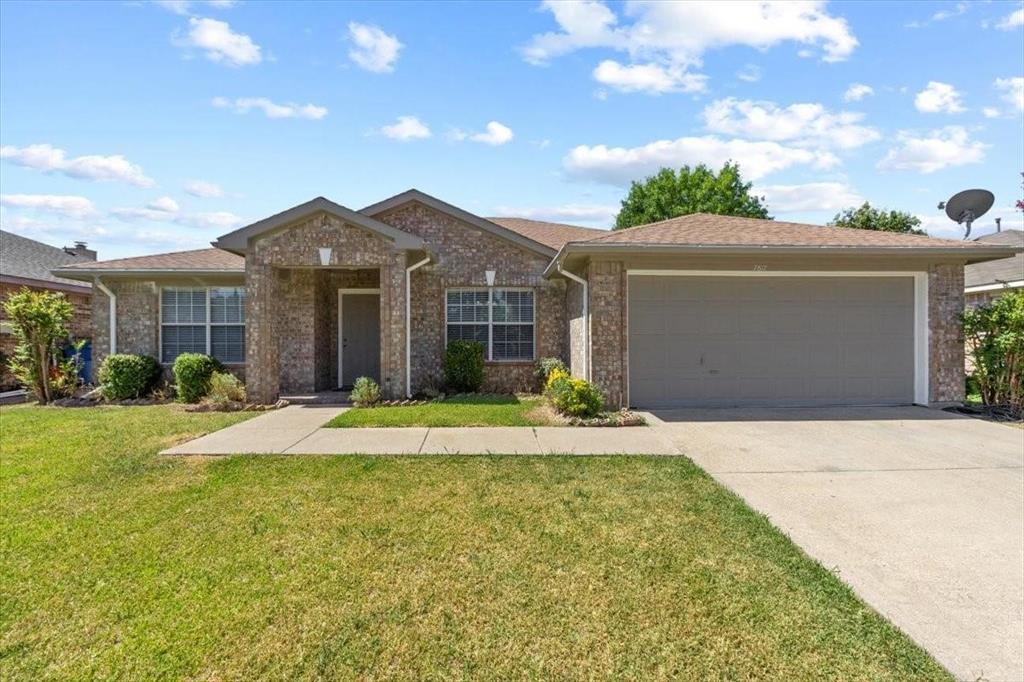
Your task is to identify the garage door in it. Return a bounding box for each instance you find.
[628,275,916,408]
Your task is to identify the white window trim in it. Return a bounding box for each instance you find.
[159,286,247,365]
[444,287,537,362]
[625,270,929,406]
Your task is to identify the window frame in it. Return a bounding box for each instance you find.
[159,286,247,365]
[444,287,536,363]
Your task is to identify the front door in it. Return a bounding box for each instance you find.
[339,292,381,389]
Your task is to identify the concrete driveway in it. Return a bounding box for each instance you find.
[650,406,1023,682]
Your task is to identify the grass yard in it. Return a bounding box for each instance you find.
[326,393,550,427]
[0,405,949,680]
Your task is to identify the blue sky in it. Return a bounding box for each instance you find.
[1,0,1022,259]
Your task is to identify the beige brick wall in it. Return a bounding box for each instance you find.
[928,262,965,404]
[587,260,627,408]
[375,201,567,394]
[566,276,586,379]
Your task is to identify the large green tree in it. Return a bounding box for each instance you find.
[614,162,770,229]
[828,202,925,235]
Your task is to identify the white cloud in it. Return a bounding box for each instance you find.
[522,1,856,91]
[148,196,180,213]
[112,198,242,229]
[843,83,874,102]
[877,126,987,174]
[0,143,155,187]
[183,179,225,197]
[995,77,1024,112]
[702,98,881,149]
[470,121,514,146]
[563,135,839,186]
[212,96,327,119]
[907,1,969,27]
[914,81,965,113]
[736,64,761,83]
[347,22,402,73]
[380,115,431,141]
[754,182,864,213]
[0,194,97,219]
[493,203,617,227]
[180,17,261,66]
[592,60,706,94]
[186,211,243,229]
[982,107,1001,118]
[995,7,1024,30]
[155,0,236,14]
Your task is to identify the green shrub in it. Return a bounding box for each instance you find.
[98,354,161,400]
[544,367,571,395]
[2,287,74,403]
[207,371,246,405]
[444,340,485,393]
[351,376,382,407]
[550,376,604,418]
[963,291,1023,415]
[535,357,568,385]
[172,353,225,403]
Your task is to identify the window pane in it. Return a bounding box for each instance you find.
[210,287,245,324]
[447,290,489,323]
[211,325,245,364]
[446,324,488,354]
[493,289,534,324]
[161,325,206,363]
[493,324,534,361]
[162,288,207,323]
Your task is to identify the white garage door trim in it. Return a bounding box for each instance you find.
[625,270,929,406]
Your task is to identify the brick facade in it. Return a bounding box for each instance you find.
[586,261,628,407]
[374,202,567,394]
[928,262,966,405]
[91,279,159,373]
[1,282,91,388]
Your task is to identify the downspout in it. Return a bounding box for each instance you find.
[557,263,589,381]
[94,277,117,355]
[405,256,431,398]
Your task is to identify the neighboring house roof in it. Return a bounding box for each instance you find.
[0,230,94,292]
[213,196,425,254]
[55,248,244,277]
[486,217,607,250]
[360,189,558,258]
[965,230,1024,290]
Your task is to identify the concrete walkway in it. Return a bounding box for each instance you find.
[161,405,680,455]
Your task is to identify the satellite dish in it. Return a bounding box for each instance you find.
[937,189,994,240]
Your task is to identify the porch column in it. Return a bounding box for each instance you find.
[245,259,280,404]
[379,251,407,399]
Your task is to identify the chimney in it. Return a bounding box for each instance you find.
[64,241,97,260]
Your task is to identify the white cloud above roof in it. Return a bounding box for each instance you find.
[380,115,432,141]
[755,182,864,213]
[995,7,1024,30]
[183,180,225,198]
[877,126,986,174]
[0,193,98,219]
[0,143,155,187]
[702,98,881,150]
[592,60,706,94]
[995,77,1024,112]
[843,83,874,102]
[347,22,402,73]
[914,81,965,113]
[180,17,261,66]
[212,96,327,120]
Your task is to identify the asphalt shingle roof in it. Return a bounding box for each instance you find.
[56,248,244,272]
[487,217,607,250]
[0,230,95,289]
[580,213,994,248]
[965,230,1024,287]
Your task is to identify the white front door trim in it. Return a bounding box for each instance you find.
[337,288,381,389]
[625,270,929,406]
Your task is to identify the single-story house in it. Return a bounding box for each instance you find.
[53,190,1019,409]
[1,230,96,389]
[964,229,1023,307]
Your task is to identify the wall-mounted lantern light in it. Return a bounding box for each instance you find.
[319,247,333,266]
[485,269,496,286]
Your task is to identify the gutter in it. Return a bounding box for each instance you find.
[94,277,117,355]
[54,268,243,279]
[405,255,431,397]
[557,262,590,382]
[965,279,1024,294]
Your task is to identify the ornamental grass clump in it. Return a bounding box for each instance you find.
[206,371,246,406]
[963,291,1023,417]
[350,376,382,407]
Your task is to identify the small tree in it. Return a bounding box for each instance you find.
[614,162,770,229]
[963,291,1023,416]
[2,288,74,403]
[828,202,926,235]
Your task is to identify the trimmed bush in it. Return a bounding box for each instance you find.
[444,340,485,393]
[351,376,382,407]
[98,354,161,400]
[535,357,568,385]
[207,371,246,406]
[550,376,604,418]
[173,353,225,403]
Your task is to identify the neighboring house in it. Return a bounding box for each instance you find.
[53,190,1019,409]
[1,230,96,389]
[964,229,1024,307]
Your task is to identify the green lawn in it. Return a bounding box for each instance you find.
[326,393,550,427]
[0,405,949,680]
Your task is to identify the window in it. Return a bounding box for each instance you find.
[161,287,246,364]
[446,288,534,361]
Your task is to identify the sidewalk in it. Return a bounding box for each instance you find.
[161,405,681,456]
